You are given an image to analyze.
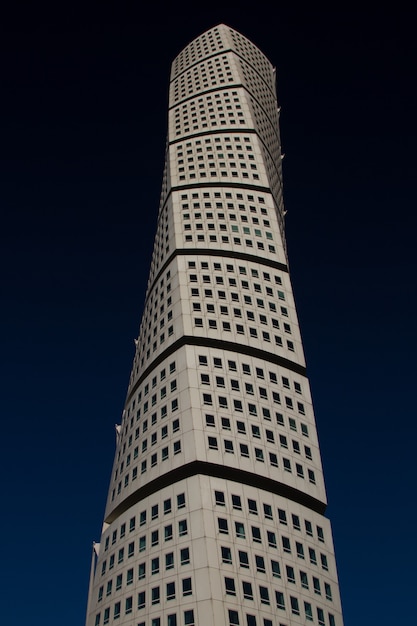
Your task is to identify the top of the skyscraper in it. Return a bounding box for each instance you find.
[170,24,274,85]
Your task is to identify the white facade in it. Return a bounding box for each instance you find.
[85,24,344,626]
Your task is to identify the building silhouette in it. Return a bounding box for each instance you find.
[85,24,344,626]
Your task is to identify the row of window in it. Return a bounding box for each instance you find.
[101,522,189,575]
[229,26,273,81]
[187,260,277,277]
[183,210,272,230]
[173,26,224,74]
[121,362,177,452]
[129,354,307,438]
[179,189,267,206]
[95,607,194,625]
[198,354,292,385]
[189,275,285,295]
[190,278,285,302]
[100,546,192,602]
[176,134,262,180]
[104,494,186,551]
[208,437,316,481]
[111,440,182,499]
[127,360,176,420]
[175,104,246,134]
[223,574,332,602]
[228,607,336,626]
[140,267,172,314]
[192,299,285,322]
[207,415,311,456]
[183,234,275,252]
[99,575,192,603]
[193,305,291,337]
[95,594,335,626]
[179,157,261,176]
[113,417,180,493]
[213,491,324,541]
[217,517,324,557]
[220,544,329,575]
[198,355,302,392]
[206,409,309,437]
[184,212,271,225]
[96,552,332,622]
[202,391,304,416]
[189,288,288,318]
[194,318,290,344]
[172,52,232,101]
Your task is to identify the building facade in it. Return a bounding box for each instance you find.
[85,24,344,626]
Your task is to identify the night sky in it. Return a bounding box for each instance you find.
[2,4,416,625]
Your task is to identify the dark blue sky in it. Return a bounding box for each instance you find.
[1,4,416,625]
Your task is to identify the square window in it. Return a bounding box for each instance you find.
[251,526,261,543]
[137,591,145,609]
[269,452,278,466]
[255,448,264,462]
[218,518,229,534]
[313,577,321,595]
[222,546,232,563]
[235,521,245,538]
[255,554,265,572]
[260,586,270,605]
[290,596,300,615]
[178,519,188,536]
[275,591,285,610]
[180,547,190,564]
[309,547,317,565]
[271,560,281,578]
[282,536,291,553]
[296,541,305,559]
[225,577,236,595]
[182,577,192,596]
[166,581,176,600]
[151,586,160,605]
[240,443,249,457]
[224,440,234,453]
[243,581,253,600]
[232,494,242,509]
[221,417,231,430]
[208,436,218,450]
[325,582,333,600]
[286,565,296,583]
[304,602,313,621]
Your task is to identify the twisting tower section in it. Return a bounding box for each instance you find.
[85,24,344,626]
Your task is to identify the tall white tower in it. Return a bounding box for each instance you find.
[85,24,344,626]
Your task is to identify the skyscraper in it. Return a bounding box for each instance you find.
[85,24,344,626]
